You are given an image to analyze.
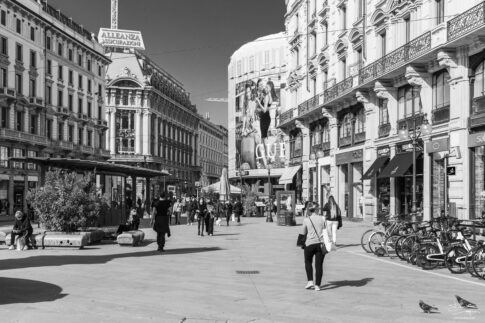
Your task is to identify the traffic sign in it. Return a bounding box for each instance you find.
[447,166,456,176]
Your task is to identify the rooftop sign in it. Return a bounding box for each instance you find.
[98,28,145,50]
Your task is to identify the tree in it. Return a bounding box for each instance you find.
[27,170,109,232]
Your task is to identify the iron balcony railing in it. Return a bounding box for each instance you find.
[41,1,93,40]
[280,108,295,124]
[323,76,353,103]
[448,1,485,42]
[0,128,49,146]
[396,113,425,131]
[298,94,319,116]
[432,105,450,124]
[378,123,391,138]
[359,31,432,85]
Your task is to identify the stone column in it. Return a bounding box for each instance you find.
[328,112,338,196]
[389,144,396,216]
[142,110,151,155]
[24,107,29,133]
[23,175,28,214]
[296,120,310,201]
[134,110,142,154]
[109,108,116,154]
[153,116,159,157]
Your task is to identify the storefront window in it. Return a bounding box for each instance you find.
[472,146,485,219]
[0,146,8,167]
[431,157,446,218]
[395,155,424,216]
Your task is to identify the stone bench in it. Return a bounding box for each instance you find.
[79,230,105,245]
[0,231,6,244]
[116,230,145,246]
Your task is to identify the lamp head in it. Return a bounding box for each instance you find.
[398,128,409,140]
[309,153,316,161]
[420,116,432,136]
[316,150,325,159]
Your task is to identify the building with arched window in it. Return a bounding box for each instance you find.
[105,50,200,201]
[280,0,485,221]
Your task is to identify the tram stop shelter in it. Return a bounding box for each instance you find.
[9,157,170,226]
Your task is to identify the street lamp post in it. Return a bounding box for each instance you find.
[309,149,325,206]
[398,108,432,223]
[266,164,273,222]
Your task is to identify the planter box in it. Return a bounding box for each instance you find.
[36,232,88,249]
[78,230,105,245]
[117,230,145,246]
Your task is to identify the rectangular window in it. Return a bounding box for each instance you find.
[78,75,83,89]
[57,42,63,56]
[57,90,63,107]
[98,106,102,119]
[16,18,21,34]
[78,128,83,145]
[87,102,92,117]
[68,94,73,111]
[12,148,24,169]
[357,0,363,18]
[398,85,421,119]
[46,36,51,50]
[98,64,102,76]
[0,67,6,87]
[98,84,102,96]
[380,32,386,57]
[0,10,6,26]
[46,119,52,139]
[58,122,64,141]
[87,59,91,72]
[58,65,63,81]
[30,50,36,67]
[87,130,92,146]
[1,106,7,128]
[78,98,83,113]
[78,53,82,67]
[47,59,52,75]
[432,70,450,123]
[15,73,22,94]
[46,85,52,104]
[0,36,7,55]
[341,58,347,79]
[16,111,22,131]
[29,78,36,97]
[68,70,73,84]
[30,26,35,41]
[342,6,347,30]
[16,43,22,62]
[378,99,389,125]
[68,125,74,142]
[68,48,73,61]
[323,23,328,46]
[87,80,92,93]
[30,114,37,134]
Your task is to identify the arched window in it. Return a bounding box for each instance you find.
[432,69,450,123]
[339,113,352,138]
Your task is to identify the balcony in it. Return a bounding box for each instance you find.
[338,135,352,147]
[323,76,353,104]
[29,97,44,108]
[0,87,16,99]
[448,1,485,42]
[279,108,296,125]
[80,145,95,155]
[397,113,425,131]
[432,105,450,124]
[0,128,49,146]
[354,132,366,144]
[378,123,391,138]
[59,141,74,150]
[118,147,135,154]
[298,95,320,116]
[318,0,329,19]
[359,31,432,85]
[312,141,331,157]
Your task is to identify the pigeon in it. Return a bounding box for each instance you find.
[419,300,439,313]
[456,295,478,309]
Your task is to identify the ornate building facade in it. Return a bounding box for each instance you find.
[197,114,227,185]
[105,50,200,200]
[281,0,485,221]
[0,0,110,217]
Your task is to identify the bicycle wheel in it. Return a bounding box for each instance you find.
[471,247,485,279]
[360,229,376,253]
[384,234,401,258]
[445,246,468,274]
[401,235,418,262]
[416,243,440,270]
[465,248,478,276]
[369,232,386,255]
[395,235,408,261]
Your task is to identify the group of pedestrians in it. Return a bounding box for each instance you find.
[300,195,342,291]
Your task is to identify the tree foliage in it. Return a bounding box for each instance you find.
[27,170,109,232]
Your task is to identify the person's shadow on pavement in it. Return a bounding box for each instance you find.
[320,278,373,290]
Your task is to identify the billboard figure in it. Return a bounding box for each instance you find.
[241,84,264,168]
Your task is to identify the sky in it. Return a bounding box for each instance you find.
[48,0,286,127]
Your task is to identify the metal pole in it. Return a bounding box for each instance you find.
[411,90,417,223]
[444,155,448,218]
[267,167,273,222]
[316,158,319,207]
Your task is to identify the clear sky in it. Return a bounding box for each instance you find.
[47,0,286,127]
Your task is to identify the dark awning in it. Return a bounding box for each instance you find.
[362,156,389,180]
[8,157,170,178]
[378,152,421,178]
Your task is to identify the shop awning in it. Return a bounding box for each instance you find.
[378,152,421,178]
[362,156,389,180]
[279,165,301,185]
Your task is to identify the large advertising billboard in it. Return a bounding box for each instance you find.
[235,77,286,170]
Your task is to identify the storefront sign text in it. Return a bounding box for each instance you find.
[335,149,363,165]
[468,132,485,148]
[377,146,390,157]
[255,143,286,163]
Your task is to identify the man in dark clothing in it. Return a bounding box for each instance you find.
[150,193,172,252]
[9,211,33,250]
[186,196,195,225]
[234,198,243,223]
[197,198,207,236]
[225,201,233,226]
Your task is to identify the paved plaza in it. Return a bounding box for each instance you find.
[1,217,484,323]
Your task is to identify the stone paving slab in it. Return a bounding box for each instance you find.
[0,217,484,322]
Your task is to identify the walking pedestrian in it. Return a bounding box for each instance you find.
[197,198,207,236]
[207,202,215,236]
[322,195,342,246]
[225,200,233,226]
[300,203,331,291]
[234,198,243,224]
[172,199,182,225]
[150,192,172,252]
[186,196,195,225]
